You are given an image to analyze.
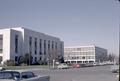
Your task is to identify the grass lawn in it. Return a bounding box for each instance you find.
[3,65,55,70]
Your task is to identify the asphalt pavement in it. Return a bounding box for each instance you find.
[33,65,118,81]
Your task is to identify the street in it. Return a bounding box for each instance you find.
[33,65,118,81]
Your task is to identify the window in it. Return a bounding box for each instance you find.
[77,48,81,51]
[29,37,32,46]
[15,35,18,53]
[82,56,85,59]
[35,57,37,62]
[29,37,32,54]
[55,42,57,50]
[39,39,42,55]
[21,72,35,79]
[15,56,18,61]
[13,72,20,79]
[52,41,54,49]
[39,57,41,60]
[44,40,46,55]
[1,72,13,79]
[0,35,3,53]
[34,38,37,55]
[0,71,20,79]
[48,40,50,50]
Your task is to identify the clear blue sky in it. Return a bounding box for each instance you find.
[0,0,119,55]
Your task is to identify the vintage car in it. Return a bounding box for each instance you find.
[57,63,69,69]
[0,70,50,81]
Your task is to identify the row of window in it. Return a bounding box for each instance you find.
[67,61,94,63]
[65,56,95,60]
[65,47,95,51]
[65,52,95,55]
[29,36,58,55]
[14,35,58,55]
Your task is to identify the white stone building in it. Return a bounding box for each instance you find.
[64,45,107,64]
[0,27,64,64]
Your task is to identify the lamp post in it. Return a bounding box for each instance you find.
[53,59,55,69]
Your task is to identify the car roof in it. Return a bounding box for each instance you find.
[0,70,33,73]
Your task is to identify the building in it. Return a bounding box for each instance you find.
[64,45,107,64]
[0,27,64,64]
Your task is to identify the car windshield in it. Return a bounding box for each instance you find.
[0,71,20,79]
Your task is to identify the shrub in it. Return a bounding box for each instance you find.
[4,60,15,66]
[20,63,27,66]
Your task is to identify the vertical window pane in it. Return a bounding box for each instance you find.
[29,37,32,54]
[39,39,42,55]
[0,35,3,53]
[15,35,18,53]
[44,40,46,55]
[35,38,37,55]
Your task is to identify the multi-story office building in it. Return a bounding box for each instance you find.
[0,27,64,64]
[64,45,107,64]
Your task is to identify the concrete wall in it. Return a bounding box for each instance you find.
[0,27,64,64]
[64,45,107,64]
[0,29,11,62]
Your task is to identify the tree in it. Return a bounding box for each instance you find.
[107,54,116,62]
[58,55,64,63]
[18,56,25,64]
[24,53,33,65]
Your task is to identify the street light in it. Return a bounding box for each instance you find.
[53,59,55,69]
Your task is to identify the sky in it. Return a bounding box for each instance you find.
[0,0,119,55]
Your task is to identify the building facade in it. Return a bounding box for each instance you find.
[0,27,64,64]
[64,45,107,64]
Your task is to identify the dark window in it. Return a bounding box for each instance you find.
[21,72,35,79]
[0,71,20,79]
[12,72,20,79]
[0,72,13,79]
[39,57,41,60]
[39,39,42,55]
[0,35,3,53]
[55,42,57,49]
[44,40,46,55]
[82,56,85,59]
[52,41,54,49]
[29,37,32,54]
[34,38,37,55]
[15,56,18,61]
[35,57,37,62]
[48,40,50,50]
[15,35,18,53]
[29,37,32,46]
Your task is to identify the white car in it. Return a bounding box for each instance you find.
[57,64,69,69]
[0,70,50,81]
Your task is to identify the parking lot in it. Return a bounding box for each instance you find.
[34,65,118,81]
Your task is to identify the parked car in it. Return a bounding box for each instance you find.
[110,65,119,73]
[72,64,80,68]
[0,70,50,81]
[93,62,99,66]
[57,63,69,69]
[84,63,94,67]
